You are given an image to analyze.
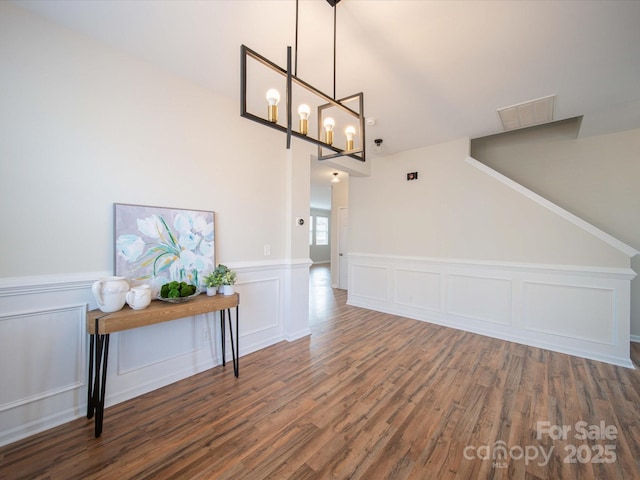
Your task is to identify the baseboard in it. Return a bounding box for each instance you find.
[0,404,85,448]
[284,328,312,342]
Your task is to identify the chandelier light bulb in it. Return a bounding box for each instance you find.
[298,104,311,135]
[266,89,280,105]
[266,89,280,123]
[298,104,310,119]
[345,125,356,151]
[323,117,335,145]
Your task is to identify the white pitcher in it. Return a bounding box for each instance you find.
[126,285,151,310]
[92,276,129,313]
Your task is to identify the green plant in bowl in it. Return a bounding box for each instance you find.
[160,281,197,299]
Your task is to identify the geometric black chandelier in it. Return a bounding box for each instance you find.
[240,0,365,162]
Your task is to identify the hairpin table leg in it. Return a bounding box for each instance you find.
[220,310,226,366]
[86,333,95,419]
[87,318,110,437]
[227,307,239,377]
[94,333,110,437]
[219,307,239,377]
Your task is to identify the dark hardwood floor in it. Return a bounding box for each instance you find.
[2,264,640,479]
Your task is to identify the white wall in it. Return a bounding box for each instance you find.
[0,4,290,276]
[348,138,636,367]
[350,138,631,267]
[0,3,310,446]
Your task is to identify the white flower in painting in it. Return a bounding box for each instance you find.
[201,221,214,241]
[173,213,192,234]
[173,213,197,234]
[116,234,145,262]
[198,220,214,257]
[171,249,212,283]
[174,212,213,254]
[191,214,209,235]
[175,212,211,235]
[199,240,214,257]
[179,231,200,251]
[177,250,198,271]
[137,215,164,239]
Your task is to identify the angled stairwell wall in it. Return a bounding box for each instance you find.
[348,137,637,367]
[471,125,640,337]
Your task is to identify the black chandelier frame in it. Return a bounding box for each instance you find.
[240,0,365,161]
[240,45,365,162]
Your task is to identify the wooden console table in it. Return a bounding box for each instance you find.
[86,293,239,437]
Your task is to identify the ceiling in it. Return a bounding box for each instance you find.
[13,0,640,209]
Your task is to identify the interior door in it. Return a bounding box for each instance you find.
[338,207,348,290]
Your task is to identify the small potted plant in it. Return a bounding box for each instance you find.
[202,272,221,296]
[221,270,237,295]
[213,264,237,295]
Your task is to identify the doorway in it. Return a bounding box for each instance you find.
[337,207,348,290]
[309,162,349,322]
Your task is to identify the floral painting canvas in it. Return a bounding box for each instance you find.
[114,203,215,293]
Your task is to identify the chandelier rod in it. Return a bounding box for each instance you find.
[333,4,337,100]
[294,0,338,98]
[294,0,299,77]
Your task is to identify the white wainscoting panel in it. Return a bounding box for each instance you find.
[394,269,441,311]
[118,315,204,374]
[234,276,282,353]
[522,282,614,345]
[447,274,512,326]
[236,278,280,337]
[0,260,309,447]
[0,305,85,411]
[348,253,635,369]
[282,260,312,341]
[351,264,389,301]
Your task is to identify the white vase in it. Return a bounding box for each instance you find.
[222,285,235,295]
[92,276,129,313]
[126,285,152,310]
[206,286,217,296]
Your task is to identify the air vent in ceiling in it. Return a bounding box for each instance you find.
[497,95,556,131]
